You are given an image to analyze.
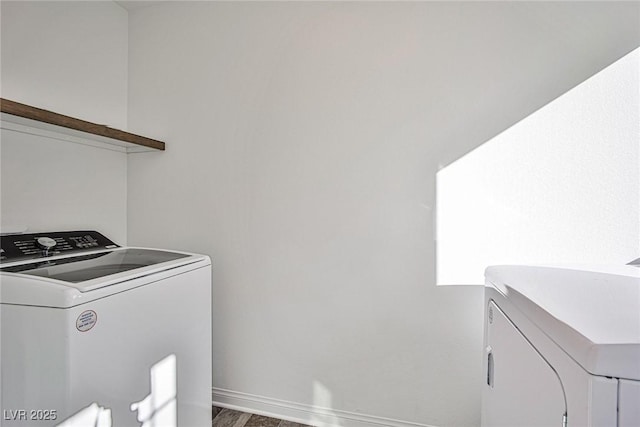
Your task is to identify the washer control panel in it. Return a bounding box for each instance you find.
[0,231,119,262]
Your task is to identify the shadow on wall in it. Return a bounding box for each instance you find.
[436,48,640,286]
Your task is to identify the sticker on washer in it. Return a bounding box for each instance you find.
[76,310,97,332]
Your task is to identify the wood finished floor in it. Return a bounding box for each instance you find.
[212,407,310,427]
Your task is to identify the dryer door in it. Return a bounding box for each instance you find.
[482,301,566,427]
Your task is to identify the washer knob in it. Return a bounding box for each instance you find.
[36,237,57,251]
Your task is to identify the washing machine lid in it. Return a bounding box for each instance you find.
[1,248,190,283]
[0,245,210,307]
[485,264,640,381]
[0,231,211,300]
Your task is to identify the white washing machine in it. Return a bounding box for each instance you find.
[482,264,640,427]
[0,230,212,427]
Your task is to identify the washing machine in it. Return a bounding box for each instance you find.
[0,230,212,427]
[482,264,640,427]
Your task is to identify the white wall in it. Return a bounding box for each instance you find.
[1,1,128,128]
[0,1,129,244]
[126,3,640,426]
[437,48,640,285]
[0,129,129,243]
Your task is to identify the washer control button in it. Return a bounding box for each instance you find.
[36,237,57,250]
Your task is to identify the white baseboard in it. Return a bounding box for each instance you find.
[212,387,437,427]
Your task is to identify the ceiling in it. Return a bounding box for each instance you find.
[114,1,158,12]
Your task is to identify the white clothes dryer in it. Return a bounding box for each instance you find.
[482,264,640,427]
[0,230,212,427]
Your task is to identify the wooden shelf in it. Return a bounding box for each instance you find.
[0,98,165,152]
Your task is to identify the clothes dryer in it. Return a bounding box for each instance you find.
[482,264,640,427]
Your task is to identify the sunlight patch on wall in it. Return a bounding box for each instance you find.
[312,381,342,426]
[436,48,640,285]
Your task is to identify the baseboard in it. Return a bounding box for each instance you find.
[212,387,437,427]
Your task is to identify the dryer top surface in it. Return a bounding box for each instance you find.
[485,264,640,380]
